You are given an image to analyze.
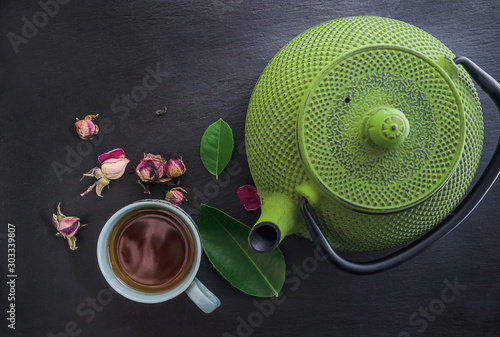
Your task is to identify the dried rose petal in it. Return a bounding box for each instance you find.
[236,185,261,211]
[98,148,125,164]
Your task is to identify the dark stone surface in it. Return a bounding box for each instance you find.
[1,1,499,337]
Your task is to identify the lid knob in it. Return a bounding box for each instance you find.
[367,108,410,149]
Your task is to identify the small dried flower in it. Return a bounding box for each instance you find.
[75,114,99,140]
[52,203,87,250]
[135,154,167,182]
[165,157,186,178]
[101,157,129,180]
[165,187,187,205]
[135,153,172,194]
[81,148,130,197]
[236,185,261,211]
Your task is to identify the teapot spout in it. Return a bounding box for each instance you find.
[248,194,303,253]
[248,221,282,253]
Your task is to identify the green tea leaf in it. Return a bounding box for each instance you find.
[199,204,285,297]
[200,118,234,179]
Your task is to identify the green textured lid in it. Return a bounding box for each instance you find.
[298,46,465,214]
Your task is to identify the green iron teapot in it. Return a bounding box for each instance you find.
[245,16,500,274]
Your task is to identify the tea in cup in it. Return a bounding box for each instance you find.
[97,199,220,313]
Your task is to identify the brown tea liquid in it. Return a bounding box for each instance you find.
[108,208,194,293]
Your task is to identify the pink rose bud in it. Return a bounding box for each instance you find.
[135,153,172,194]
[81,148,129,198]
[57,217,81,237]
[102,157,130,180]
[75,114,99,140]
[165,157,186,178]
[236,185,261,211]
[135,153,166,182]
[165,187,187,205]
[52,203,87,250]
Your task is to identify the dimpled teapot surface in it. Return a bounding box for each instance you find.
[245,16,484,252]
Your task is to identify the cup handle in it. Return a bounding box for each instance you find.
[185,278,221,313]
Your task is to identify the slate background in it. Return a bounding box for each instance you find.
[1,1,499,337]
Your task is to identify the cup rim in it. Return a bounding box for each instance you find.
[96,199,201,304]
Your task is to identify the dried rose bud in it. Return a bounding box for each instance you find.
[136,154,166,182]
[236,185,261,211]
[135,153,171,194]
[81,148,130,197]
[52,203,87,250]
[102,157,129,180]
[75,114,99,140]
[165,187,187,205]
[165,157,186,178]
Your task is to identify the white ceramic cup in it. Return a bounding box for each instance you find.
[97,199,220,313]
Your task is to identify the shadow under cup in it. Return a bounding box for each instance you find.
[97,200,220,312]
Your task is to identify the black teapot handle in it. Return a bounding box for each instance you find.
[301,56,500,275]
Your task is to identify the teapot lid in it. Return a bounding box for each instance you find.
[298,46,465,214]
